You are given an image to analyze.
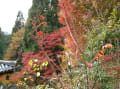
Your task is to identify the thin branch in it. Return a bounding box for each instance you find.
[63,4,90,66]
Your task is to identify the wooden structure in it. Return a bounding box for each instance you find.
[0,60,16,73]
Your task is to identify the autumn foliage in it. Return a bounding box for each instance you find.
[4,27,24,60]
[21,29,64,84]
[0,0,120,89]
[58,0,92,67]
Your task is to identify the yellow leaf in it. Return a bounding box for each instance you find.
[36,72,40,77]
[24,78,27,81]
[33,64,37,68]
[45,61,48,66]
[37,68,40,70]
[29,60,33,66]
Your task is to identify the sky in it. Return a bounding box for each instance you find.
[0,0,32,34]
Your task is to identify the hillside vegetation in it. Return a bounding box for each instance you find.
[0,0,120,89]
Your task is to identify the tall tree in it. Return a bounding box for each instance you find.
[0,27,11,59]
[12,11,25,34]
[23,0,62,52]
[0,27,4,59]
[4,28,24,60]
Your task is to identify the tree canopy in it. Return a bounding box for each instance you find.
[12,11,25,34]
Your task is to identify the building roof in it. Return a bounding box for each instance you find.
[0,60,16,73]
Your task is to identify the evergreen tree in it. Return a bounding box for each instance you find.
[12,11,25,34]
[0,27,4,59]
[0,27,11,59]
[23,0,62,52]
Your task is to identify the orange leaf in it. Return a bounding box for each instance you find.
[102,43,113,49]
[36,31,43,37]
